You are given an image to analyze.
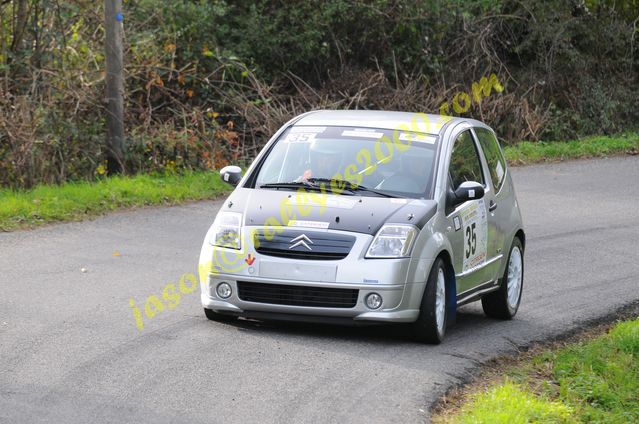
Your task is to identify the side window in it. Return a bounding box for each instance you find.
[475,128,507,192]
[449,130,485,190]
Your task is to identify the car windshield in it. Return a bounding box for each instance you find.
[253,126,438,198]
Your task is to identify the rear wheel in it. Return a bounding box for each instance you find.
[482,237,524,319]
[411,257,447,344]
[204,308,238,322]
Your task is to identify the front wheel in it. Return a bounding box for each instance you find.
[411,257,447,344]
[482,237,524,319]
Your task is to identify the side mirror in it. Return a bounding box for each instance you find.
[220,165,242,186]
[447,181,484,209]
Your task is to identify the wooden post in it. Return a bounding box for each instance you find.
[104,0,125,174]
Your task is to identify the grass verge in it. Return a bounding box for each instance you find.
[504,133,639,165]
[434,317,639,423]
[0,171,230,231]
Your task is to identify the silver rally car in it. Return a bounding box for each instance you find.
[198,110,525,343]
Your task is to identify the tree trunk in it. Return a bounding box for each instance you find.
[104,0,125,174]
[10,0,28,53]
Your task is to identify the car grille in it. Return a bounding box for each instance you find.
[254,230,355,260]
[237,281,359,308]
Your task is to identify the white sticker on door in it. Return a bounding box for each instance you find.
[460,198,487,272]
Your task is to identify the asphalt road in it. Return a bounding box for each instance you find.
[1,156,638,423]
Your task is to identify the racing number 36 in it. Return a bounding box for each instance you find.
[465,222,477,259]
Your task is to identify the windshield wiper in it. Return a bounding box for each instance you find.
[306,178,398,198]
[259,181,325,191]
[261,179,398,198]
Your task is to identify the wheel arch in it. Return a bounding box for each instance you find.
[514,228,526,251]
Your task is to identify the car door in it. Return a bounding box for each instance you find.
[472,127,509,282]
[446,129,491,295]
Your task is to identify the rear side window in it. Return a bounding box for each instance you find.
[475,128,506,192]
[449,130,485,190]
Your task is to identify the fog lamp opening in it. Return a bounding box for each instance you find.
[216,282,232,299]
[365,293,383,310]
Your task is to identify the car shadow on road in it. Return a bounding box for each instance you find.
[210,305,508,346]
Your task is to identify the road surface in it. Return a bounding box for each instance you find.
[1,156,638,423]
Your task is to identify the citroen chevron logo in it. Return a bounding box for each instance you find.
[289,234,313,251]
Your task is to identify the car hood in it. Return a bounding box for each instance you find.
[223,188,438,236]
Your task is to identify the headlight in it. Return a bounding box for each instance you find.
[366,224,418,258]
[209,211,243,250]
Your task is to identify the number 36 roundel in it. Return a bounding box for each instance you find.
[459,198,488,272]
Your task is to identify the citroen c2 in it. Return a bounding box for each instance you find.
[198,110,525,344]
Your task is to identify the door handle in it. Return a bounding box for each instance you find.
[489,200,498,212]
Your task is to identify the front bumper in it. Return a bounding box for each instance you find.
[198,226,432,324]
[202,273,421,323]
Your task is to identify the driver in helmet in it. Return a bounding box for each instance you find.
[297,140,343,181]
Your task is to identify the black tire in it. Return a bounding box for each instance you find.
[204,308,238,322]
[482,237,524,319]
[411,257,447,344]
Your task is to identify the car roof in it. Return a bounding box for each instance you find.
[293,110,470,136]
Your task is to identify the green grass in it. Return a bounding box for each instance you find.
[439,318,639,423]
[454,382,574,424]
[504,133,639,165]
[0,171,230,231]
